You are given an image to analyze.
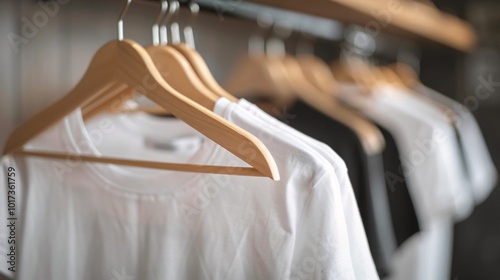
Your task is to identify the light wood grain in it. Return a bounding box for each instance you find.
[146,45,220,110]
[172,43,239,102]
[3,40,280,180]
[224,54,295,107]
[15,150,264,177]
[83,45,226,118]
[225,52,385,154]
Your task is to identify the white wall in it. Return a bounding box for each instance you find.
[0,1,21,150]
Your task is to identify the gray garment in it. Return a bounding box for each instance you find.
[364,154,398,276]
[338,84,475,280]
[415,85,498,204]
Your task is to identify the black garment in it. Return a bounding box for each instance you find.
[285,101,397,277]
[379,128,420,247]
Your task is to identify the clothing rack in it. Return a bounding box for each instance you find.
[192,0,476,52]
[187,0,345,42]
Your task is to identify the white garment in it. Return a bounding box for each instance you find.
[339,85,474,223]
[84,99,377,279]
[1,98,357,280]
[415,85,497,204]
[238,99,379,279]
[337,84,475,280]
[388,219,453,280]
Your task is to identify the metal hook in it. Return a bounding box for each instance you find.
[170,0,181,44]
[248,13,273,54]
[160,0,180,45]
[265,21,290,57]
[117,0,132,41]
[153,0,169,46]
[118,0,168,45]
[184,1,200,49]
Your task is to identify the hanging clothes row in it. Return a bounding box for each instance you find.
[0,1,495,280]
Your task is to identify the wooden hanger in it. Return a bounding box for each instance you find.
[82,86,135,121]
[278,31,384,154]
[172,0,238,102]
[388,63,421,88]
[84,0,221,117]
[347,61,458,127]
[145,45,220,110]
[84,0,239,118]
[5,39,279,179]
[225,22,384,154]
[282,55,385,154]
[296,55,337,95]
[81,82,131,118]
[224,18,295,110]
[173,43,238,102]
[334,61,405,91]
[224,53,295,110]
[331,57,379,95]
[82,0,171,118]
[3,3,279,180]
[378,66,407,88]
[143,0,220,111]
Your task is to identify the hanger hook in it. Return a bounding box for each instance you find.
[118,0,133,41]
[248,13,273,54]
[265,21,289,57]
[118,0,168,44]
[184,0,199,49]
[160,0,180,45]
[153,0,169,46]
[170,0,181,44]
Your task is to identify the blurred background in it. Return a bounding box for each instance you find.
[0,0,499,279]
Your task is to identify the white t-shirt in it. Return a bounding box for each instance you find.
[337,84,475,280]
[1,98,357,280]
[415,85,497,204]
[238,99,379,279]
[90,99,379,279]
[338,84,474,224]
[84,99,378,280]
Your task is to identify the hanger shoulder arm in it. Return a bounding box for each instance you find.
[173,44,239,102]
[116,40,280,180]
[6,40,279,180]
[145,45,219,110]
[3,73,116,155]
